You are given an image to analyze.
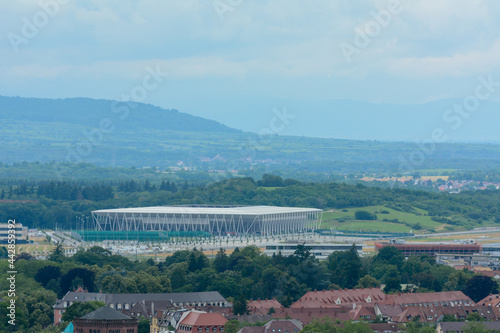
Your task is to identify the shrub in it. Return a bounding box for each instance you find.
[354,210,377,220]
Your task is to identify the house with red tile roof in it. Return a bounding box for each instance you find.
[382,291,473,307]
[478,294,500,307]
[291,288,386,308]
[269,304,376,324]
[176,310,227,333]
[247,299,283,315]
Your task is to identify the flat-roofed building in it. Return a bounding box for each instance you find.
[0,222,27,244]
[375,242,481,257]
[264,243,362,259]
[91,205,322,238]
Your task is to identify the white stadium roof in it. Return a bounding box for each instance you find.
[93,205,322,216]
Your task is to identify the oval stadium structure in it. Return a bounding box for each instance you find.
[91,205,322,237]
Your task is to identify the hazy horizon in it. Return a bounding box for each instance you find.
[2,1,500,142]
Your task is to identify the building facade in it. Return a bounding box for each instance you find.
[264,243,362,259]
[91,205,322,238]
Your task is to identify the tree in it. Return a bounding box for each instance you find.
[383,266,402,294]
[48,243,65,263]
[356,275,381,289]
[224,319,243,333]
[464,275,498,302]
[23,289,58,328]
[60,267,95,294]
[373,246,404,270]
[466,312,484,322]
[232,294,249,315]
[138,317,150,333]
[0,246,7,259]
[213,248,228,273]
[15,252,34,261]
[443,270,473,292]
[168,263,188,291]
[327,245,362,289]
[34,266,61,287]
[355,210,376,220]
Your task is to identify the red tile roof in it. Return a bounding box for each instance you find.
[478,294,500,307]
[248,299,283,315]
[180,311,227,327]
[383,291,472,306]
[291,288,386,308]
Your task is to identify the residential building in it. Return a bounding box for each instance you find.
[176,310,227,333]
[247,299,283,315]
[54,289,229,324]
[291,288,386,308]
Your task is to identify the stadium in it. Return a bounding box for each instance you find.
[87,205,322,241]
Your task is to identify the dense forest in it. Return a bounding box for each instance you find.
[0,244,497,332]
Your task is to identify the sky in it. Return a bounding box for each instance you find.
[1,0,500,139]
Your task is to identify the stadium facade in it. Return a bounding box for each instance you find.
[91,205,322,237]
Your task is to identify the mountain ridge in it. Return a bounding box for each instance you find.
[0,95,239,133]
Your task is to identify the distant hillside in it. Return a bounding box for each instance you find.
[0,96,238,133]
[2,95,500,173]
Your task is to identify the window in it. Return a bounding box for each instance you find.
[206,327,210,332]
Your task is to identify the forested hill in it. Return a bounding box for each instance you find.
[0,95,238,133]
[2,175,500,232]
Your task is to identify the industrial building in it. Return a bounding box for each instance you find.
[374,242,481,257]
[90,205,322,239]
[264,243,362,259]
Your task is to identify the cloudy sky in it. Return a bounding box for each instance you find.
[1,0,500,138]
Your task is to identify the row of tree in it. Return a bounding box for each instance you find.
[3,176,500,230]
[2,243,498,332]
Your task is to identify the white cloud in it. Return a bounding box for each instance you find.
[389,39,500,78]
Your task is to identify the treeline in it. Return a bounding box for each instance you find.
[2,176,500,230]
[1,244,498,332]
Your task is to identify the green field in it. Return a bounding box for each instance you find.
[321,205,453,233]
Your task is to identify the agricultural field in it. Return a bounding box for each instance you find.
[321,205,454,233]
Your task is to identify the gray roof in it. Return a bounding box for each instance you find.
[61,291,228,306]
[79,306,132,321]
[93,205,321,216]
[238,319,303,333]
[439,321,500,332]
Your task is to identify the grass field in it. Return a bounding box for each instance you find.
[16,244,54,255]
[321,205,452,233]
